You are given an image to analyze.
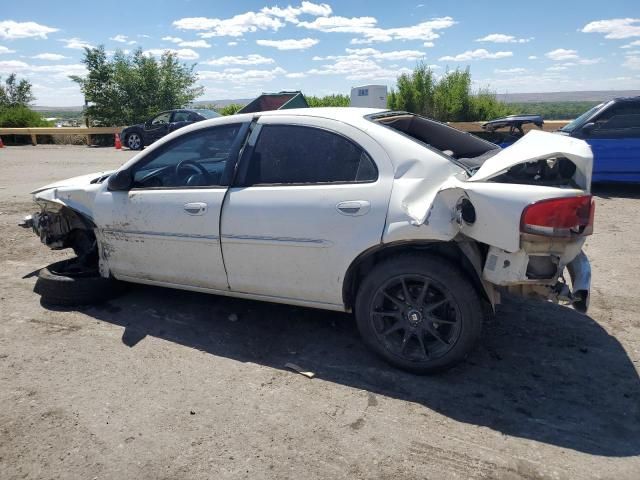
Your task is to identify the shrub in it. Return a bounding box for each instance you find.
[0,105,52,128]
[306,94,350,107]
[219,103,244,116]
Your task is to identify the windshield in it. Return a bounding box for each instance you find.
[194,109,221,119]
[560,103,605,132]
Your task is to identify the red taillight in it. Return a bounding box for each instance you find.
[521,195,594,237]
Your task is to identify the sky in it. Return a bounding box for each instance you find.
[1,0,639,106]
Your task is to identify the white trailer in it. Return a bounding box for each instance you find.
[350,85,387,108]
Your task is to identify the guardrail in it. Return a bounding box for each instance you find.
[0,121,571,146]
[0,127,122,146]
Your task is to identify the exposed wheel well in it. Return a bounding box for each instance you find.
[342,240,490,312]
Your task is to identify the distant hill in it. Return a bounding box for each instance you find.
[496,90,640,103]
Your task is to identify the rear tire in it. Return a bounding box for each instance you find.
[355,254,483,374]
[35,258,122,306]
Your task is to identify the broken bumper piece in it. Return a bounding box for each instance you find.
[566,250,590,313]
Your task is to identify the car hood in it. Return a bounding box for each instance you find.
[31,171,114,195]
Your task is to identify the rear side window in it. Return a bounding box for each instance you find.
[245,125,377,185]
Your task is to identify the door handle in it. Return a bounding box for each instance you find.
[336,200,371,216]
[184,202,207,215]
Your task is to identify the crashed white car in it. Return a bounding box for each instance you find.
[22,108,594,373]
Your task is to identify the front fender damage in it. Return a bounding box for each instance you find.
[20,189,101,271]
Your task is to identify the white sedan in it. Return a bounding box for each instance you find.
[22,108,594,373]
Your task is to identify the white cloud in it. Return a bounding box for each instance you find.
[494,67,527,74]
[262,1,332,23]
[60,38,94,50]
[439,49,513,61]
[110,34,134,43]
[476,33,532,43]
[623,55,640,70]
[256,38,319,50]
[298,15,455,45]
[176,40,211,48]
[582,18,640,39]
[162,36,211,48]
[0,46,16,54]
[202,54,275,65]
[227,41,238,46]
[0,20,58,40]
[0,60,87,80]
[0,60,29,71]
[285,72,307,78]
[576,57,602,65]
[621,40,640,49]
[528,55,538,60]
[547,66,568,71]
[545,48,578,60]
[198,66,286,83]
[175,12,284,37]
[143,48,199,60]
[175,2,331,38]
[173,5,454,46]
[314,47,426,62]
[32,53,69,61]
[308,57,411,80]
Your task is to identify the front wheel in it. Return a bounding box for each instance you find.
[355,254,483,374]
[34,258,123,306]
[126,132,143,150]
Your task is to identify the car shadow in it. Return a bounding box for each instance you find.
[592,183,640,200]
[41,284,640,457]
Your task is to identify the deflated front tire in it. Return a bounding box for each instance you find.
[35,258,123,306]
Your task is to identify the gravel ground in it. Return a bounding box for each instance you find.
[1,146,639,480]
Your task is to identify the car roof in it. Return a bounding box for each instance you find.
[613,96,640,103]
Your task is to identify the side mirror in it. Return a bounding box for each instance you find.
[581,122,596,135]
[107,169,133,191]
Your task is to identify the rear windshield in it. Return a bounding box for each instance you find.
[194,109,221,119]
[368,111,499,170]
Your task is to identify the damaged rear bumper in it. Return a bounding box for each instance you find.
[483,246,591,313]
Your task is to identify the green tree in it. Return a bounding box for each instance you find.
[390,63,510,121]
[0,73,35,108]
[71,46,204,126]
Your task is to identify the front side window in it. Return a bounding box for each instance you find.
[132,124,242,188]
[358,88,369,96]
[244,125,377,185]
[172,111,191,122]
[594,103,640,130]
[151,112,171,125]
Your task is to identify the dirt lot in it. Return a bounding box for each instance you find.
[1,145,639,480]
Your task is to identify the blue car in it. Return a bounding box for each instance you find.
[484,97,640,183]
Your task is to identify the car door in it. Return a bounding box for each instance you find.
[581,102,640,182]
[220,115,394,307]
[144,111,172,144]
[94,122,250,289]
